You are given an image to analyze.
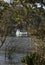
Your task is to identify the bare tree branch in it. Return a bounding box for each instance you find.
[0,24,9,48]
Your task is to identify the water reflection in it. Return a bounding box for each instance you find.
[0,37,35,65]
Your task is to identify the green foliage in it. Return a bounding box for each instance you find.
[21,52,45,65]
[21,57,25,63]
[0,0,45,39]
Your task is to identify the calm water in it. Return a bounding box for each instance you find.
[0,37,35,65]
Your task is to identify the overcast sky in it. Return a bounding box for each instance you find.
[4,0,10,3]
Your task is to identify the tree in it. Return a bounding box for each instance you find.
[0,0,45,47]
[0,21,9,48]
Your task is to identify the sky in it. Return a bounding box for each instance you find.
[4,0,10,3]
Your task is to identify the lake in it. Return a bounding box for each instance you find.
[0,37,36,65]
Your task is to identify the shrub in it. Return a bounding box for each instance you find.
[21,52,45,65]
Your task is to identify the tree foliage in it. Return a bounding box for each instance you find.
[0,0,45,48]
[21,52,45,65]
